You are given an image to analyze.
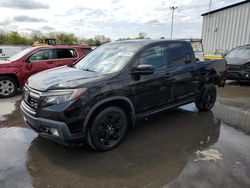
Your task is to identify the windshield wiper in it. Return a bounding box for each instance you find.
[81,68,96,72]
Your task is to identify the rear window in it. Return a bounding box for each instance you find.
[81,48,92,54]
[55,49,77,59]
[191,41,203,52]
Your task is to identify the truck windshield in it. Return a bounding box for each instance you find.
[75,42,142,74]
[7,47,34,61]
[226,47,250,59]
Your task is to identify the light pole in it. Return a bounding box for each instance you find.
[170,6,177,39]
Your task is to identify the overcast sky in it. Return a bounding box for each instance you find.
[0,0,243,40]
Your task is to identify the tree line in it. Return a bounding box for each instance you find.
[0,30,111,46]
[0,30,149,46]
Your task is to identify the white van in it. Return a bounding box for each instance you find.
[0,46,28,60]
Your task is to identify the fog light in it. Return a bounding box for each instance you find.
[50,128,59,137]
[245,74,249,78]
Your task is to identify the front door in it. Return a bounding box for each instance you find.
[130,44,173,114]
[22,49,56,82]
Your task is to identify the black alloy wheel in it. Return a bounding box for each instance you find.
[86,106,128,151]
[195,84,217,111]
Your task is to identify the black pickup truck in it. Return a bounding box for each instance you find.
[21,40,227,151]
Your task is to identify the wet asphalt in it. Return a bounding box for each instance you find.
[0,83,250,188]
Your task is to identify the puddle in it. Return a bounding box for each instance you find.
[194,149,223,162]
[212,102,250,133]
[179,103,198,112]
[0,127,36,188]
[0,97,27,128]
[0,88,250,188]
[179,102,250,134]
[0,96,21,121]
[165,123,250,188]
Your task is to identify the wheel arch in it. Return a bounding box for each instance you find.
[202,73,221,86]
[0,74,21,88]
[82,96,136,133]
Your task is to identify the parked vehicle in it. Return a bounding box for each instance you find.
[0,45,91,97]
[20,40,227,151]
[0,46,28,60]
[225,44,250,81]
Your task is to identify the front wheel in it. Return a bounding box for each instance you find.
[86,106,128,151]
[0,76,17,98]
[195,84,217,111]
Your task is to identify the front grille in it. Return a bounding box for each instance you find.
[27,96,39,109]
[24,87,41,110]
[228,65,242,71]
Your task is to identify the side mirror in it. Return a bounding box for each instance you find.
[24,61,32,70]
[131,64,154,75]
[25,58,30,63]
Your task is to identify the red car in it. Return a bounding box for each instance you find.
[0,45,91,97]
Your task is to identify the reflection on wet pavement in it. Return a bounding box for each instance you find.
[0,127,36,188]
[25,110,220,188]
[0,85,250,188]
[0,96,21,121]
[165,124,250,188]
[213,102,250,133]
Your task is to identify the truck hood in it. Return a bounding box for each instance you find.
[225,58,249,65]
[27,66,106,91]
[0,60,14,67]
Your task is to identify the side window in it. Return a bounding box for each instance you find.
[0,49,2,53]
[55,49,77,59]
[167,43,188,67]
[28,49,51,62]
[138,45,168,71]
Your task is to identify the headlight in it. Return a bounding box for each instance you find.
[43,88,87,105]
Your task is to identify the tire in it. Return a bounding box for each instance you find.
[0,76,17,98]
[86,106,128,151]
[195,84,217,111]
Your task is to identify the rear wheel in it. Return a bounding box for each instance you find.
[0,76,17,98]
[195,84,217,111]
[86,106,128,151]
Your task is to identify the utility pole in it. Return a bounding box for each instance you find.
[170,6,177,39]
[209,0,212,11]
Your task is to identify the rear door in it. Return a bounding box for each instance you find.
[54,48,78,67]
[166,43,198,103]
[22,48,56,82]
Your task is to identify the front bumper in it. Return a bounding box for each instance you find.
[226,70,250,81]
[20,101,84,142]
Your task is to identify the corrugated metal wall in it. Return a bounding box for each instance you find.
[202,2,250,54]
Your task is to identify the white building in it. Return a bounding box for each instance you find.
[201,0,250,55]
